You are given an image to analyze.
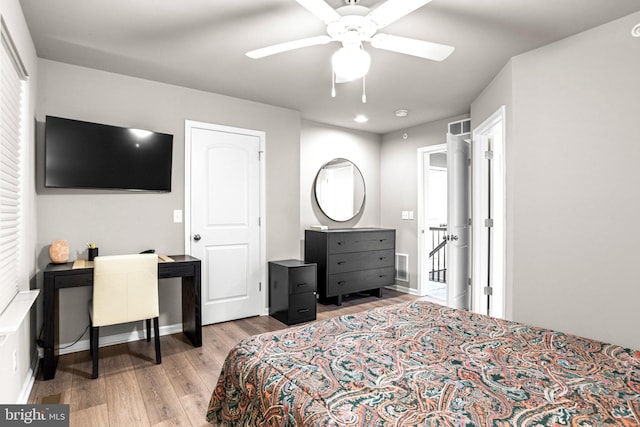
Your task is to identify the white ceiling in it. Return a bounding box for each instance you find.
[18,0,640,134]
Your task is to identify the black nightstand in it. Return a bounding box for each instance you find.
[268,259,317,325]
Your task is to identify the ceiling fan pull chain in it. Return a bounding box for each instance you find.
[331,66,337,98]
[362,75,367,103]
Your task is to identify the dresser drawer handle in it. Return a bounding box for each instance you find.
[379,257,386,260]
[338,281,346,285]
[337,241,345,245]
[378,275,386,279]
[296,283,308,288]
[337,261,346,265]
[297,308,310,313]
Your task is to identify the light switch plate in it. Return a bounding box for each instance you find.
[173,209,183,223]
[401,211,409,220]
[408,211,414,220]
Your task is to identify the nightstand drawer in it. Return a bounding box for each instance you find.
[288,292,317,324]
[289,265,317,295]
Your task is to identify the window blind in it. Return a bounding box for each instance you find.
[0,19,26,315]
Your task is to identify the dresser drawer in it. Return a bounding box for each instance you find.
[328,231,395,254]
[327,267,395,296]
[288,265,316,295]
[288,292,317,324]
[328,249,394,274]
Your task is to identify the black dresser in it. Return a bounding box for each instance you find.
[268,259,317,325]
[304,228,396,306]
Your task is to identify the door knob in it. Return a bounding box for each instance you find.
[193,234,201,241]
[450,235,459,241]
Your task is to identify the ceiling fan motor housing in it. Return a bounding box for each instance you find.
[328,8,377,45]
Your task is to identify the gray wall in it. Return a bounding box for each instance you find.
[380,114,469,291]
[472,11,640,350]
[0,0,39,403]
[36,59,301,346]
[300,120,381,253]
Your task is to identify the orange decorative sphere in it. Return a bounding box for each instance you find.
[49,240,69,264]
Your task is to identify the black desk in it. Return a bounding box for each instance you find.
[42,255,201,380]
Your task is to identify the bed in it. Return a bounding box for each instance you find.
[206,300,640,426]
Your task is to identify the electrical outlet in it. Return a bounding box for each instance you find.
[13,349,17,373]
[173,209,183,223]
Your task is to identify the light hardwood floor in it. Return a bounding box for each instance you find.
[28,289,424,426]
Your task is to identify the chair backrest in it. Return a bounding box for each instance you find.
[92,254,159,327]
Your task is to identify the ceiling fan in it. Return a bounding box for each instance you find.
[247,0,454,86]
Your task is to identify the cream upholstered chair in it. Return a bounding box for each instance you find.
[90,253,161,379]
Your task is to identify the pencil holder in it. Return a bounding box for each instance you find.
[88,247,99,261]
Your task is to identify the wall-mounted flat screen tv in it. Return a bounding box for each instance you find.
[45,116,173,192]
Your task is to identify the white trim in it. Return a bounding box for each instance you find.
[416,144,446,296]
[56,322,184,356]
[0,290,39,334]
[471,105,507,318]
[17,352,39,404]
[183,120,267,317]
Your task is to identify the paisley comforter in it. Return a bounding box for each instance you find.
[206,300,640,426]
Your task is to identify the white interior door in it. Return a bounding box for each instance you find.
[472,106,506,318]
[186,121,264,325]
[446,133,470,309]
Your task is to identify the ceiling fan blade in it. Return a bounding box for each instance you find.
[296,0,341,24]
[247,35,333,59]
[370,34,454,61]
[367,0,433,29]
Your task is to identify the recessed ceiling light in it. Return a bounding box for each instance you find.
[395,109,408,118]
[354,115,368,123]
[632,23,640,37]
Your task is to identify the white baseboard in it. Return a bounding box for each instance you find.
[386,284,420,296]
[57,323,183,356]
[18,349,40,404]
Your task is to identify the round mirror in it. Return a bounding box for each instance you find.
[314,158,366,222]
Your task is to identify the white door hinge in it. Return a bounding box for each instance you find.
[484,286,493,296]
[484,218,493,228]
[484,150,494,160]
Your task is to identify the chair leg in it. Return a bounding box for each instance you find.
[153,317,161,364]
[91,326,100,379]
[146,319,151,342]
[89,325,94,356]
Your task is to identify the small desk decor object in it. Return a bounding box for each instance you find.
[49,240,69,264]
[269,260,317,325]
[87,243,98,261]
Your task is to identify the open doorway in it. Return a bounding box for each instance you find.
[417,144,448,301]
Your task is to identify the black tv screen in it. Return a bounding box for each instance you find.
[45,116,173,191]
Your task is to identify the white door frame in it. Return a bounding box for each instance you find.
[417,143,447,296]
[471,106,506,317]
[183,120,267,315]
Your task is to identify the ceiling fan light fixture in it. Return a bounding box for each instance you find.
[632,23,640,37]
[332,44,371,81]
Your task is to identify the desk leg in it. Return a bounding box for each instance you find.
[181,265,202,347]
[42,275,58,380]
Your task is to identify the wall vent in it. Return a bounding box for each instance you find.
[448,118,471,136]
[395,253,409,282]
